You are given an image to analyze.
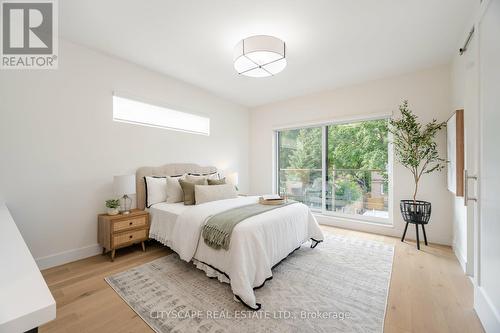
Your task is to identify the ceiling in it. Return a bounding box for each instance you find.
[60,0,475,107]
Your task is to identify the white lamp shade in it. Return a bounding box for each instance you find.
[234,35,286,77]
[226,172,239,186]
[113,175,136,195]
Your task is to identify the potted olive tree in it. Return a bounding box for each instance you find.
[389,100,447,249]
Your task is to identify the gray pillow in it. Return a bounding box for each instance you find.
[195,184,238,204]
[208,177,226,185]
[185,174,209,184]
[179,178,207,205]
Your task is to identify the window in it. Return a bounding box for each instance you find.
[278,127,323,210]
[113,95,210,136]
[277,118,390,224]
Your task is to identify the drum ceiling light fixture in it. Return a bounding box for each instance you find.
[233,35,287,77]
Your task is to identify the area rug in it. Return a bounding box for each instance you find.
[105,234,394,333]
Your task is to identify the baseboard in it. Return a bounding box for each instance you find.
[36,243,102,270]
[316,215,452,246]
[475,286,500,333]
[453,242,467,273]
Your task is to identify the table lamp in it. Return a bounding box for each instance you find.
[113,175,136,214]
[226,172,239,191]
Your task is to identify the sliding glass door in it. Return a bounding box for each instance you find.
[276,118,390,224]
[277,127,323,210]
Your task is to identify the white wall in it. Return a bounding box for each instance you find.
[0,40,249,268]
[249,65,453,245]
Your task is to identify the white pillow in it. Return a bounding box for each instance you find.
[195,184,238,204]
[166,174,186,203]
[144,176,167,208]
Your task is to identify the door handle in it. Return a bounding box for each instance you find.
[464,169,478,206]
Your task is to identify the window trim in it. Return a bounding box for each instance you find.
[272,112,392,131]
[321,126,328,214]
[274,114,393,226]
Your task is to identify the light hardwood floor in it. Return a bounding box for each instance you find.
[40,226,484,333]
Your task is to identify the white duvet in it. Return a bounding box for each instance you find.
[155,196,324,309]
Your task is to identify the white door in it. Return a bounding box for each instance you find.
[463,28,479,277]
[474,1,500,331]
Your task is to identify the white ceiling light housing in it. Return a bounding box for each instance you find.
[234,35,286,77]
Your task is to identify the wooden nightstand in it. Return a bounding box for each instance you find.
[98,209,149,261]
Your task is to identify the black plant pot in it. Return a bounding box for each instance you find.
[400,200,431,250]
[400,200,431,224]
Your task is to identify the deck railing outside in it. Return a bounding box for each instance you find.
[278,168,389,218]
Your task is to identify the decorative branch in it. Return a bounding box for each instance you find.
[389,100,447,201]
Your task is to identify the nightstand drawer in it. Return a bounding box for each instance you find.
[113,216,147,232]
[113,229,147,247]
[98,209,149,261]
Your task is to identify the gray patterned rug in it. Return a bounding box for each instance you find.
[105,234,394,333]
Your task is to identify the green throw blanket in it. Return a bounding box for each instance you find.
[202,202,295,250]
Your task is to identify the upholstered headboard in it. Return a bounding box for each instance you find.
[136,163,217,210]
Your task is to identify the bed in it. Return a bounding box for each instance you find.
[137,163,324,310]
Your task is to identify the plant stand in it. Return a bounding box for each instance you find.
[401,221,428,250]
[400,200,431,250]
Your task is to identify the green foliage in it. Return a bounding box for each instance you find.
[278,120,389,206]
[288,127,322,169]
[281,121,388,172]
[105,199,120,209]
[328,119,388,193]
[328,119,388,170]
[278,129,299,170]
[279,128,322,186]
[335,177,362,202]
[389,100,447,201]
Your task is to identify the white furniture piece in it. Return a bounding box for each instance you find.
[0,203,56,333]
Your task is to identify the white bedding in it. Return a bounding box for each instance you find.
[149,196,324,310]
[148,202,187,247]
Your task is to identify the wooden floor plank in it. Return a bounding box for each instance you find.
[39,227,484,333]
